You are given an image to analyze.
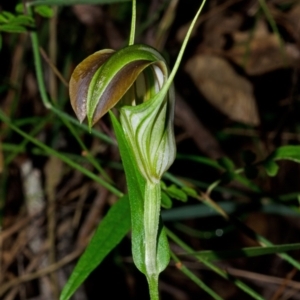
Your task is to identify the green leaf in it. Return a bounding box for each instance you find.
[269,145,300,163]
[185,243,300,262]
[30,0,130,6]
[60,195,131,300]
[182,186,198,197]
[12,15,35,26]
[165,184,187,202]
[1,11,15,21]
[161,191,172,209]
[263,145,300,177]
[217,156,235,171]
[0,14,9,23]
[0,24,27,33]
[156,221,170,273]
[15,4,24,14]
[34,5,54,18]
[263,159,279,177]
[110,111,147,273]
[110,111,170,275]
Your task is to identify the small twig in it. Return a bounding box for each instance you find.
[0,210,42,243]
[49,6,59,101]
[0,248,83,297]
[39,47,69,88]
[270,268,298,300]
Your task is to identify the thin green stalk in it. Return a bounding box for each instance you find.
[166,173,300,271]
[163,0,207,92]
[147,276,159,300]
[200,193,300,271]
[61,116,112,182]
[170,251,223,300]
[27,4,115,145]
[5,115,50,164]
[129,0,136,45]
[144,182,161,281]
[28,6,52,109]
[257,0,286,64]
[166,228,264,300]
[51,106,115,144]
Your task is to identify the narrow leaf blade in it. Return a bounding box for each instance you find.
[110,111,147,273]
[188,243,300,262]
[270,145,300,163]
[60,195,131,300]
[30,0,130,6]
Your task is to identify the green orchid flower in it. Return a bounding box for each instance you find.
[69,44,175,298]
[69,44,176,184]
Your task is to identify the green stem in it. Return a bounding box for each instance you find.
[162,0,207,94]
[144,181,161,298]
[129,0,136,45]
[148,275,159,300]
[27,4,52,109]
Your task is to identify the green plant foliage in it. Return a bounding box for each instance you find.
[0,9,34,33]
[161,192,173,209]
[186,243,300,261]
[181,186,198,197]
[110,111,170,276]
[217,156,235,171]
[60,195,131,300]
[164,184,188,202]
[4,0,300,298]
[263,145,300,176]
[15,3,25,14]
[29,0,130,6]
[34,5,54,18]
[0,24,27,33]
[110,111,147,273]
[268,145,300,163]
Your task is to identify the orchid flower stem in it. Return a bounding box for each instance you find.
[129,0,136,45]
[144,181,161,299]
[147,275,159,300]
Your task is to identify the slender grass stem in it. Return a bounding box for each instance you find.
[147,275,159,300]
[170,251,223,300]
[129,0,136,45]
[0,109,123,198]
[166,228,264,300]
[27,5,52,109]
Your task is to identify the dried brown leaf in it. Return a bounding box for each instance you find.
[289,4,300,37]
[228,20,300,75]
[72,5,103,26]
[185,54,260,126]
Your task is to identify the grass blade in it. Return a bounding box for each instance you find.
[29,0,130,6]
[60,195,131,300]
